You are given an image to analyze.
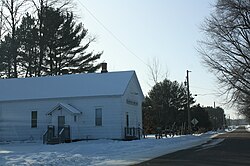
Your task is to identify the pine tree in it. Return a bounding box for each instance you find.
[16,13,39,77]
[142,79,195,134]
[41,7,102,75]
[0,34,12,78]
[0,5,102,78]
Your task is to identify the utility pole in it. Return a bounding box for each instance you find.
[186,70,191,133]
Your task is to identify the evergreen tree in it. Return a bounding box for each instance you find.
[41,7,102,75]
[142,78,195,134]
[16,13,39,77]
[190,104,211,131]
[0,5,102,78]
[205,106,225,130]
[142,96,156,134]
[0,34,12,77]
[31,0,74,76]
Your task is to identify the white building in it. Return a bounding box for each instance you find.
[0,68,144,143]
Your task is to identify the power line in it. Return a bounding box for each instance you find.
[190,85,216,91]
[194,93,220,96]
[76,0,149,67]
[190,85,220,96]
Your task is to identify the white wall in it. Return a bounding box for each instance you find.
[70,96,123,139]
[121,74,143,136]
[0,100,50,141]
[0,96,123,141]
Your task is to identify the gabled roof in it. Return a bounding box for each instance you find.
[0,71,143,102]
[47,103,81,115]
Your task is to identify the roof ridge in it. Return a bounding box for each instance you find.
[0,70,135,82]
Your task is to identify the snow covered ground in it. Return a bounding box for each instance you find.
[0,132,218,166]
[245,125,250,132]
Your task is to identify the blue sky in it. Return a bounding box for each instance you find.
[76,0,238,118]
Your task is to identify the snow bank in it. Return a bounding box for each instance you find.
[245,125,250,132]
[0,133,215,166]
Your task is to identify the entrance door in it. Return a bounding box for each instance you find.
[58,116,65,135]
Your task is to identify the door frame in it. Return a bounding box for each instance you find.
[58,116,65,135]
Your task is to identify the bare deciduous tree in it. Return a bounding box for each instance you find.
[198,0,250,118]
[1,0,28,77]
[147,57,168,87]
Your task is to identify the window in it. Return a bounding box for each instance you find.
[74,115,77,122]
[31,111,37,128]
[95,108,102,126]
[126,113,129,127]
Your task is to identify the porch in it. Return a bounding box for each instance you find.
[43,125,71,144]
[124,127,142,140]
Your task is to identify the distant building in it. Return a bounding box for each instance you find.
[228,119,249,126]
[0,66,144,143]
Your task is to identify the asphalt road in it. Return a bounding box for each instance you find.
[133,127,250,166]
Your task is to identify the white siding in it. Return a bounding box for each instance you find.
[78,97,122,139]
[0,96,124,141]
[121,74,143,137]
[0,100,49,141]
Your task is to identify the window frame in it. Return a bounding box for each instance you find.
[31,111,38,128]
[95,108,102,126]
[126,112,129,127]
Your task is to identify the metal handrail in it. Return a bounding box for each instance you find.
[59,128,65,135]
[58,128,65,143]
[42,130,48,144]
[124,127,142,139]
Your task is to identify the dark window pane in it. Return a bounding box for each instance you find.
[31,111,37,128]
[95,108,102,126]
